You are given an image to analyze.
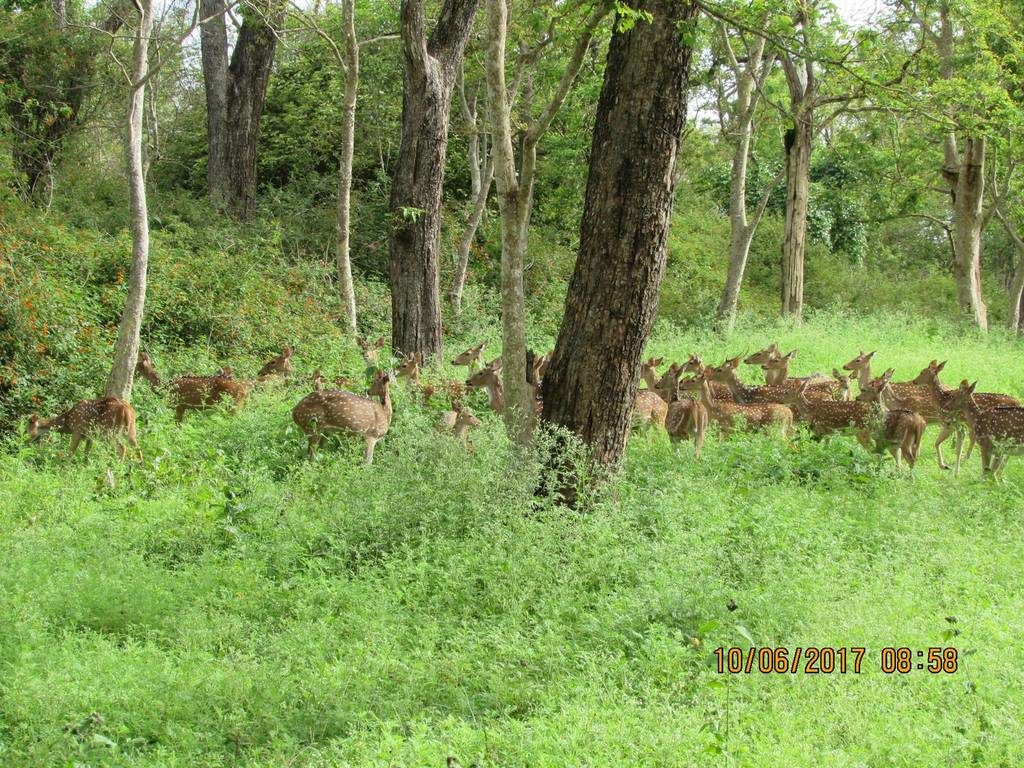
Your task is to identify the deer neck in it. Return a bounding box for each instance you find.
[766,362,787,385]
[857,362,872,391]
[488,379,505,412]
[700,381,718,412]
[376,385,393,426]
[723,374,749,402]
[642,369,658,390]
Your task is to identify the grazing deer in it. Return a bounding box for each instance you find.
[452,342,488,374]
[466,361,505,413]
[292,369,395,462]
[855,371,927,469]
[946,380,1024,478]
[27,397,141,461]
[257,346,294,379]
[912,359,1020,473]
[170,370,250,422]
[397,352,423,386]
[357,336,387,365]
[438,405,483,450]
[135,351,162,389]
[663,377,707,457]
[681,369,791,436]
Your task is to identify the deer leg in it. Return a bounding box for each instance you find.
[934,423,951,469]
[364,436,377,464]
[175,404,186,422]
[953,426,965,478]
[67,431,82,458]
[83,437,94,458]
[693,424,704,460]
[117,441,127,461]
[306,432,320,460]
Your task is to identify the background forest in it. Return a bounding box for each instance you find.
[2,0,1024,765]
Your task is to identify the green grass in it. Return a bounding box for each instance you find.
[2,312,1023,767]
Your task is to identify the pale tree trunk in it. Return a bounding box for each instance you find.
[389,0,481,358]
[715,32,776,331]
[450,64,494,313]
[106,0,155,401]
[335,0,359,333]
[995,208,1024,332]
[541,0,698,490]
[484,0,609,443]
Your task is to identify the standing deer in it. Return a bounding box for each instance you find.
[633,389,669,427]
[466,361,505,413]
[357,336,387,365]
[681,369,791,437]
[27,397,141,461]
[452,342,488,374]
[135,351,162,389]
[292,369,395,462]
[912,359,1020,473]
[783,381,873,446]
[663,376,707,457]
[679,355,733,402]
[855,371,927,469]
[762,350,834,389]
[438,405,483,450]
[640,357,665,389]
[947,380,1024,478]
[170,370,250,422]
[843,350,941,420]
[257,346,294,379]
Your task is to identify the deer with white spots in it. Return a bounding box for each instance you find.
[947,380,1024,478]
[257,346,294,379]
[169,369,251,422]
[396,352,423,385]
[27,397,141,461]
[855,371,927,470]
[465,360,505,413]
[292,369,395,462]
[438,405,482,450]
[681,368,792,437]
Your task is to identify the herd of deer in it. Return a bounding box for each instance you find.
[22,337,1024,477]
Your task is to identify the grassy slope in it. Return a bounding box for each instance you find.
[1,312,1023,766]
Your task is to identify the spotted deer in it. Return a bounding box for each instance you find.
[357,336,387,365]
[292,369,395,462]
[855,371,927,469]
[912,359,1020,473]
[679,355,733,402]
[257,346,294,379]
[783,381,873,446]
[710,357,795,405]
[762,350,834,390]
[466,361,505,413]
[946,380,1024,477]
[681,369,791,437]
[438,405,483,450]
[640,357,665,389]
[27,397,141,461]
[633,389,669,427]
[397,352,423,386]
[170,370,250,422]
[663,376,707,457]
[135,351,162,389]
[452,342,488,374]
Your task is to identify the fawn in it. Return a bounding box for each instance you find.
[136,351,162,389]
[947,380,1024,477]
[170,370,250,421]
[663,376,707,457]
[452,342,488,373]
[292,369,395,463]
[397,352,423,386]
[27,397,141,461]
[855,371,927,469]
[257,346,294,379]
[357,336,387,365]
[681,369,791,437]
[438,405,483,450]
[466,360,505,413]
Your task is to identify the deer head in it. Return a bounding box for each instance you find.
[911,359,946,386]
[397,352,423,383]
[843,350,876,372]
[743,343,780,367]
[452,342,488,371]
[831,368,853,401]
[357,336,387,364]
[136,351,162,388]
[311,369,324,391]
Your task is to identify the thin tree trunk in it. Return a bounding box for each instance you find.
[947,135,988,330]
[540,0,698,488]
[106,0,154,401]
[389,0,481,358]
[335,0,359,333]
[199,0,228,205]
[780,115,811,318]
[995,207,1024,332]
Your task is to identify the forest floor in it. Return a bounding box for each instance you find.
[1,312,1023,767]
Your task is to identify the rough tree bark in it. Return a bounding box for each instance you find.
[201,0,281,218]
[779,52,815,319]
[389,0,481,359]
[335,0,359,333]
[106,0,155,401]
[485,0,609,443]
[540,0,698,483]
[450,63,494,314]
[715,28,778,331]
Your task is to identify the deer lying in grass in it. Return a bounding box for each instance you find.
[912,359,1020,473]
[947,380,1024,478]
[711,357,796,405]
[681,369,791,437]
[292,369,395,462]
[396,352,423,386]
[438,405,482,450]
[357,336,386,365]
[663,377,707,457]
[678,355,733,402]
[466,361,505,413]
[27,397,141,461]
[855,371,927,469]
[170,369,250,422]
[452,342,488,374]
[257,346,294,379]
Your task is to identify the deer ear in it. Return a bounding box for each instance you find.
[968,380,978,394]
[785,349,797,360]
[867,351,876,359]
[883,368,894,381]
[936,360,946,372]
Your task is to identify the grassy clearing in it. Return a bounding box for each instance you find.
[1,312,1023,767]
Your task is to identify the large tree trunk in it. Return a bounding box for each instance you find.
[389,0,481,358]
[780,116,812,318]
[106,0,154,401]
[540,0,698,483]
[945,135,988,330]
[199,0,228,205]
[335,0,359,333]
